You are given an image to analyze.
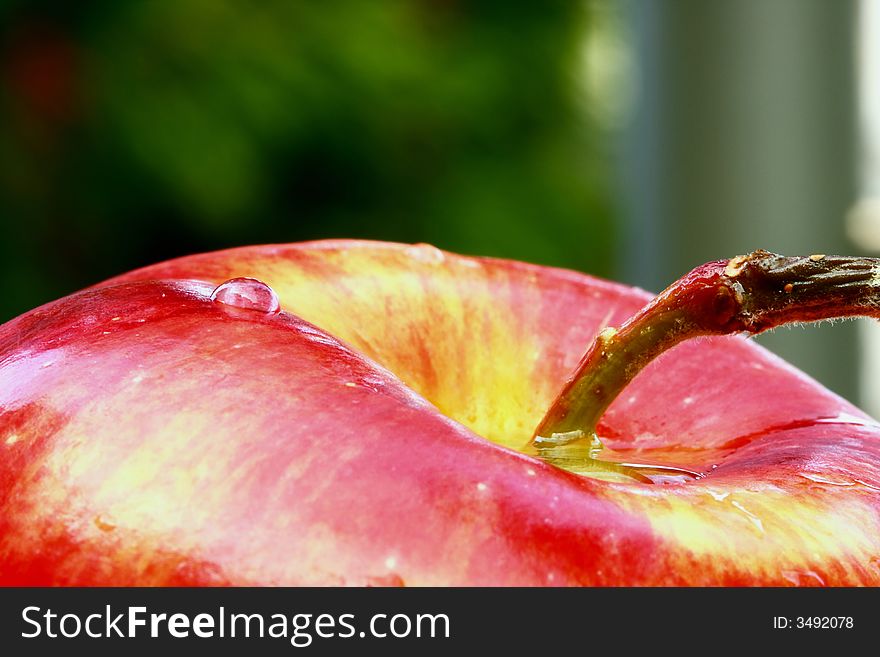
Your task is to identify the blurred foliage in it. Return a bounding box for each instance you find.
[0,0,616,321]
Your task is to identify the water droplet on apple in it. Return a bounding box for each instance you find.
[406,243,446,264]
[210,278,280,314]
[781,570,799,585]
[620,462,702,484]
[781,569,826,586]
[642,472,695,485]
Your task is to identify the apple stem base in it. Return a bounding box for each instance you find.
[529,250,880,464]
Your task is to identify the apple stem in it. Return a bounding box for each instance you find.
[530,251,880,452]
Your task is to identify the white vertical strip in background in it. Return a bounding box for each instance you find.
[853,1,880,416]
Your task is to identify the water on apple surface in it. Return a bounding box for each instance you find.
[210,278,281,314]
[780,569,826,586]
[405,243,446,265]
[531,434,704,484]
[798,472,880,491]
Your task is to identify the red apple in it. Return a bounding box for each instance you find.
[1,240,879,585]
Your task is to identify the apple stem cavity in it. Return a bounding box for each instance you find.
[530,250,880,469]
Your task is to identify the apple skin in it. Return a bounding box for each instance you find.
[2,240,880,585]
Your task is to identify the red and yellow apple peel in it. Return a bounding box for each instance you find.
[2,241,880,585]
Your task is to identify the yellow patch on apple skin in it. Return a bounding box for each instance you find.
[193,247,576,450]
[613,483,880,584]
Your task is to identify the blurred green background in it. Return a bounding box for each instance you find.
[0,1,872,406]
[0,0,614,319]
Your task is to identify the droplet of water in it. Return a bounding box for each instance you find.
[210,278,280,314]
[619,462,703,484]
[406,243,446,264]
[645,472,694,485]
[781,569,826,586]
